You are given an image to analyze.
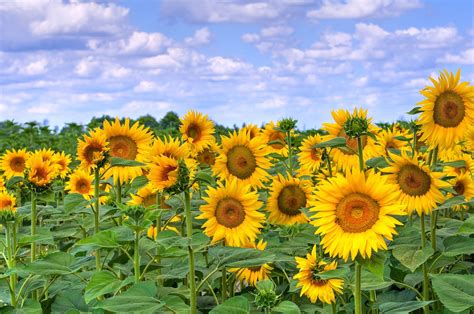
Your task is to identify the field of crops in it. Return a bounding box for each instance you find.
[0,69,473,313]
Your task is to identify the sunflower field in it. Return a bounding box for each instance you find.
[0,69,473,314]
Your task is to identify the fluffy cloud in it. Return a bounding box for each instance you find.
[184,28,211,46]
[208,57,252,75]
[437,48,474,65]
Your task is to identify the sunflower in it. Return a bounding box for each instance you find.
[323,108,378,171]
[0,148,29,178]
[147,215,181,238]
[77,128,109,172]
[298,134,326,174]
[229,240,273,286]
[129,184,158,208]
[294,245,344,304]
[375,128,410,155]
[66,169,94,200]
[32,148,55,163]
[463,126,474,151]
[418,69,474,149]
[0,191,16,211]
[443,153,474,175]
[241,124,261,139]
[196,146,217,166]
[213,130,270,188]
[384,151,449,215]
[261,121,288,156]
[147,156,179,191]
[53,151,71,179]
[148,136,190,161]
[448,171,474,207]
[198,178,264,246]
[267,174,311,225]
[27,155,57,187]
[103,118,153,183]
[180,111,215,152]
[310,169,406,261]
[0,176,5,191]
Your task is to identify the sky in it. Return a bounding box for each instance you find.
[0,0,473,130]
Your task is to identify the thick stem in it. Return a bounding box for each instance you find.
[370,290,377,314]
[30,191,37,263]
[184,190,197,314]
[430,211,437,251]
[116,180,122,225]
[134,229,141,283]
[94,168,101,270]
[357,136,364,171]
[420,213,430,313]
[156,192,163,286]
[287,131,293,176]
[6,222,16,307]
[354,262,362,314]
[221,267,227,302]
[331,302,337,314]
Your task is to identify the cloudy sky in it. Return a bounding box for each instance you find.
[0,0,473,129]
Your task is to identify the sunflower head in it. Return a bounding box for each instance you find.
[66,169,94,200]
[52,151,71,179]
[77,128,109,171]
[297,134,326,174]
[180,111,215,152]
[0,148,29,178]
[278,117,297,133]
[26,155,57,189]
[0,191,16,222]
[241,124,261,139]
[129,184,158,208]
[261,121,287,154]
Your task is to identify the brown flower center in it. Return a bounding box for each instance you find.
[433,91,465,127]
[227,145,257,179]
[160,165,177,182]
[277,185,307,216]
[338,129,367,155]
[10,156,25,172]
[215,197,246,228]
[310,148,322,161]
[397,164,431,196]
[187,123,202,141]
[0,198,12,209]
[454,181,465,196]
[198,148,216,166]
[109,136,138,160]
[269,131,286,149]
[335,193,380,233]
[76,179,91,194]
[84,143,104,163]
[142,194,157,207]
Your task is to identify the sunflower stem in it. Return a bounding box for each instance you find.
[357,136,364,171]
[420,213,430,313]
[156,192,163,287]
[30,191,37,263]
[370,290,377,314]
[184,189,197,314]
[430,211,437,251]
[6,222,17,307]
[331,302,336,314]
[354,262,362,314]
[287,130,293,176]
[116,180,122,225]
[134,228,141,283]
[94,167,101,271]
[221,267,227,302]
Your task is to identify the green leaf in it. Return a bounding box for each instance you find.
[407,107,422,115]
[161,295,190,312]
[458,216,474,234]
[359,251,386,279]
[22,252,75,275]
[209,246,275,268]
[313,137,346,148]
[84,271,133,304]
[439,160,467,168]
[76,230,120,249]
[316,268,349,280]
[51,289,89,313]
[272,300,301,314]
[6,176,23,188]
[392,244,434,272]
[431,274,474,312]
[443,235,474,256]
[436,195,472,210]
[378,301,433,313]
[5,299,43,314]
[110,157,145,167]
[366,157,388,168]
[63,193,89,213]
[361,270,393,290]
[210,296,250,314]
[195,171,216,186]
[255,279,274,291]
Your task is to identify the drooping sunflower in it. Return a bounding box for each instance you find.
[129,184,158,208]
[310,169,406,261]
[0,191,16,211]
[198,178,264,246]
[261,121,288,156]
[298,134,326,174]
[103,118,153,183]
[384,151,449,216]
[147,156,179,191]
[180,111,215,152]
[418,69,474,149]
[0,148,29,178]
[53,151,71,179]
[213,130,271,188]
[65,169,94,200]
[375,128,410,156]
[241,124,261,139]
[294,245,344,304]
[77,128,109,172]
[267,174,311,225]
[26,155,57,187]
[229,240,273,286]
[323,108,378,171]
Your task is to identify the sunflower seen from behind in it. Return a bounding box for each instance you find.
[1,148,29,178]
[418,69,474,149]
[311,169,406,261]
[77,128,109,172]
[180,111,215,153]
[267,174,311,225]
[229,240,273,287]
[198,178,264,246]
[66,169,94,200]
[294,245,344,304]
[213,130,270,188]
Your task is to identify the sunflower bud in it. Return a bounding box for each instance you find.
[278,118,297,133]
[343,115,369,138]
[254,280,279,311]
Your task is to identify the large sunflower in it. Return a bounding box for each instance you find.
[180,111,215,152]
[198,178,264,246]
[261,121,288,156]
[323,108,378,171]
[147,156,179,191]
[310,169,406,261]
[384,151,448,216]
[103,118,153,183]
[294,245,344,304]
[418,69,474,149]
[27,155,57,187]
[229,240,273,286]
[0,148,29,178]
[66,169,94,200]
[77,128,109,172]
[213,130,270,188]
[297,134,326,174]
[53,151,71,179]
[267,174,311,225]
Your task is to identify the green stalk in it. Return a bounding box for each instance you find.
[354,262,362,314]
[134,229,141,283]
[184,190,197,314]
[357,136,364,171]
[6,222,17,307]
[430,211,437,251]
[94,168,101,270]
[331,302,337,314]
[30,191,37,262]
[370,290,377,314]
[116,180,122,225]
[287,131,293,176]
[420,213,430,313]
[156,192,163,286]
[221,267,227,302]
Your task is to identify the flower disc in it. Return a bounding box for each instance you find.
[226,145,257,179]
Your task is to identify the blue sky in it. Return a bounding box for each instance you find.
[0,0,473,129]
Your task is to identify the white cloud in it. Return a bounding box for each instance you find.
[185,27,211,46]
[242,33,260,43]
[208,56,252,75]
[403,78,430,88]
[102,65,131,79]
[394,26,459,49]
[27,103,58,114]
[437,48,474,65]
[0,103,7,113]
[257,96,287,109]
[90,31,173,55]
[108,101,172,118]
[353,76,368,87]
[23,59,48,75]
[75,57,99,77]
[261,26,294,37]
[134,81,160,92]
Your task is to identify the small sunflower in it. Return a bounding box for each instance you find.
[32,148,55,163]
[213,130,271,188]
[148,136,190,161]
[310,169,406,261]
[384,151,449,216]
[0,191,16,211]
[443,153,474,175]
[27,155,57,187]
[53,151,71,179]
[375,128,410,155]
[241,124,261,139]
[323,108,378,171]
[294,245,344,304]
[66,169,94,200]
[196,141,220,167]
[0,148,29,178]
[147,156,179,191]
[103,118,153,183]
[418,69,474,149]
[267,174,311,225]
[147,215,181,238]
[261,121,288,156]
[180,111,215,152]
[229,240,273,286]
[449,171,474,205]
[129,184,158,208]
[298,134,326,174]
[77,128,109,172]
[198,178,264,246]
